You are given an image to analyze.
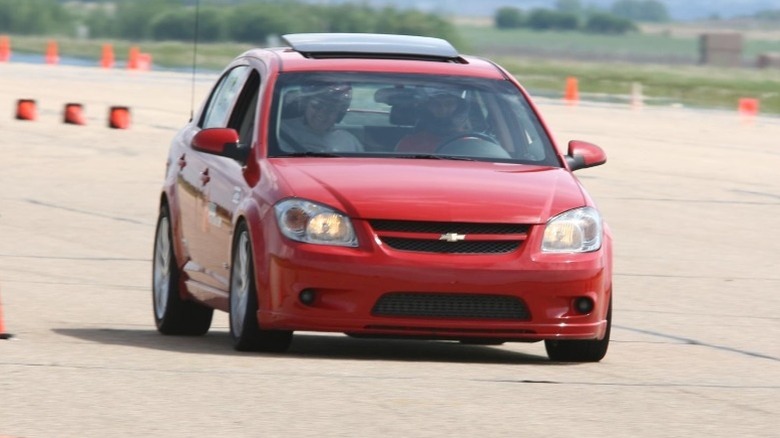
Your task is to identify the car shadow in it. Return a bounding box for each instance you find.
[53,327,558,365]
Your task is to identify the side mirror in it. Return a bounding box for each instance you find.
[565,140,607,171]
[191,128,247,161]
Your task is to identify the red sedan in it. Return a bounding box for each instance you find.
[152,33,612,362]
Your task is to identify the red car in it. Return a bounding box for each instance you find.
[152,33,612,362]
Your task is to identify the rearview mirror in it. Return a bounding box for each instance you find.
[192,128,247,161]
[565,140,607,171]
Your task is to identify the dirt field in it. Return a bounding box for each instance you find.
[1,63,778,437]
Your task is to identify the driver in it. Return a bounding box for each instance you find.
[395,90,470,153]
[280,83,363,152]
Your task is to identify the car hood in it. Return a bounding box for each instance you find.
[269,158,586,224]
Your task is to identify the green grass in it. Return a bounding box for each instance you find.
[4,32,780,114]
[458,24,780,114]
[457,25,780,61]
[6,36,250,70]
[458,27,698,60]
[500,58,780,113]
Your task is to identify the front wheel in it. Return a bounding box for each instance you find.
[229,223,293,352]
[544,300,611,362]
[152,204,213,335]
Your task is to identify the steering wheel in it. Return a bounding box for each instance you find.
[434,131,499,154]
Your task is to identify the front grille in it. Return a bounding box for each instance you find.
[372,292,530,320]
[369,220,528,255]
[382,238,519,254]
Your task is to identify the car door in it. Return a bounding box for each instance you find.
[178,65,252,290]
[197,68,262,293]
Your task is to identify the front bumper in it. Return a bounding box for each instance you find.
[255,223,612,342]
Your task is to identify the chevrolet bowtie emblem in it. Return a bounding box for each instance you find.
[439,232,466,242]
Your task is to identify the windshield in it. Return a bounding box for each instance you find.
[268,72,560,166]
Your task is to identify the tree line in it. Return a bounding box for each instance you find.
[0,0,460,46]
[495,0,673,34]
[7,0,778,46]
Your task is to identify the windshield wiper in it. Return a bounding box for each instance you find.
[276,151,342,158]
[396,154,475,161]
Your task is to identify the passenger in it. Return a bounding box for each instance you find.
[280,83,363,152]
[395,91,470,153]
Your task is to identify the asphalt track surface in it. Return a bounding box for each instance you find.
[1,63,778,437]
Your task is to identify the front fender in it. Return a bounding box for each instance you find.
[234,195,276,322]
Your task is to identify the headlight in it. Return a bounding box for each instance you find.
[542,207,602,253]
[274,199,357,247]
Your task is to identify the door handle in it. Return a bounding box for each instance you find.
[200,168,210,185]
[178,154,187,170]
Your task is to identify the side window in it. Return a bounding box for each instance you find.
[228,71,261,148]
[201,66,250,129]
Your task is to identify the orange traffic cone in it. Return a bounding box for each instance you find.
[127,46,140,70]
[63,103,86,125]
[0,35,10,62]
[0,289,12,340]
[738,98,759,117]
[100,43,115,69]
[15,99,37,121]
[738,98,759,126]
[108,106,131,129]
[136,52,152,71]
[564,76,579,106]
[45,39,59,65]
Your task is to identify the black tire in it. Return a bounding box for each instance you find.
[545,299,611,362]
[229,222,293,352]
[152,204,213,335]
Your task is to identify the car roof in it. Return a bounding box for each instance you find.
[283,33,460,59]
[240,33,509,80]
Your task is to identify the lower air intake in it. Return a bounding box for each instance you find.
[372,292,530,320]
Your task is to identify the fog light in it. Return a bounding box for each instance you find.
[573,297,594,314]
[299,289,316,306]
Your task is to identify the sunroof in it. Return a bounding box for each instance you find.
[282,33,459,60]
